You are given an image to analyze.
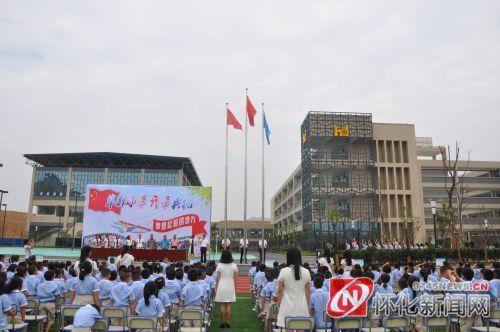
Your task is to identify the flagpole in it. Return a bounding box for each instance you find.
[224,103,229,241]
[244,89,248,259]
[261,103,265,251]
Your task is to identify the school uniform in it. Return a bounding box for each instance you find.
[110,282,135,310]
[254,271,267,289]
[176,279,185,290]
[0,294,12,330]
[377,284,393,295]
[204,275,215,290]
[108,263,117,272]
[198,280,211,297]
[73,276,99,305]
[65,277,77,291]
[181,281,205,328]
[311,288,330,329]
[98,279,114,306]
[54,278,66,297]
[164,279,181,305]
[391,269,403,286]
[6,272,14,282]
[8,290,27,323]
[182,282,205,308]
[131,281,145,303]
[260,280,278,318]
[136,295,165,318]
[73,304,101,332]
[149,273,163,282]
[158,290,171,307]
[25,274,40,296]
[37,280,60,327]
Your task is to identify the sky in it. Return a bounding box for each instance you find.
[0,1,499,222]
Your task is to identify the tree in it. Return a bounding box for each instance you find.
[441,142,470,256]
[326,208,341,251]
[436,203,452,245]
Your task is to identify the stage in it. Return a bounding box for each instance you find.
[89,248,187,261]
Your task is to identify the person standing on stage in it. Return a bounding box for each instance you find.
[222,238,231,250]
[92,235,101,248]
[125,235,133,247]
[258,238,268,262]
[136,234,144,249]
[103,235,110,248]
[200,234,209,263]
[239,237,248,264]
[161,235,169,250]
[113,235,120,248]
[169,235,179,250]
[146,234,156,249]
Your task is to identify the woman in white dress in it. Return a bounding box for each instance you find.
[214,250,238,328]
[317,248,334,273]
[116,245,135,268]
[276,247,311,328]
[73,246,98,276]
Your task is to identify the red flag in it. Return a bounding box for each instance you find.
[88,188,122,214]
[227,108,242,130]
[246,96,257,126]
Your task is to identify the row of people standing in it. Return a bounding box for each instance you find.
[220,237,268,263]
[90,234,186,250]
[342,238,429,250]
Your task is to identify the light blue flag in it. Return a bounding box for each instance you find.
[263,111,271,145]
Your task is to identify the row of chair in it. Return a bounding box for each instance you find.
[6,289,216,332]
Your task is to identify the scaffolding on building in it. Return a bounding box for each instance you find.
[301,112,380,250]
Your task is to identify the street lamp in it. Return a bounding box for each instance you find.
[484,219,488,262]
[431,200,437,246]
[1,204,6,238]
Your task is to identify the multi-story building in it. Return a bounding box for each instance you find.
[418,143,500,245]
[272,112,499,250]
[24,152,201,241]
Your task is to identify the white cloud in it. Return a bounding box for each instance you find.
[0,0,499,221]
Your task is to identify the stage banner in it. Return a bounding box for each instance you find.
[82,185,212,248]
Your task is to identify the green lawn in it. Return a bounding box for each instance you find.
[210,293,263,332]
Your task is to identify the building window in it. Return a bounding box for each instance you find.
[144,170,179,186]
[70,168,104,197]
[107,169,141,185]
[33,168,68,199]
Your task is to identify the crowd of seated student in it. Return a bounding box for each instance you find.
[0,252,219,331]
[249,256,500,332]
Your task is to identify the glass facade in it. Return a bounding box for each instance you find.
[33,168,68,199]
[70,168,104,197]
[144,170,179,186]
[107,169,141,185]
[300,112,379,250]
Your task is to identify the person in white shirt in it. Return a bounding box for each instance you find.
[92,235,101,248]
[200,234,209,263]
[135,234,144,249]
[221,238,231,250]
[116,245,135,267]
[103,235,110,248]
[112,235,120,248]
[125,235,133,247]
[258,238,268,262]
[24,239,33,260]
[239,238,248,264]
